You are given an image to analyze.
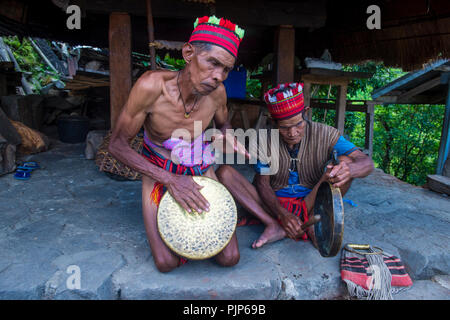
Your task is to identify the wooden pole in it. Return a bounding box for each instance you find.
[436,81,450,175]
[146,0,156,70]
[109,12,132,129]
[303,82,312,120]
[335,84,348,134]
[274,25,295,85]
[365,102,375,158]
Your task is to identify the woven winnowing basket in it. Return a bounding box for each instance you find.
[95,131,143,180]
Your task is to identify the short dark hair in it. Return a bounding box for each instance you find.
[191,42,213,53]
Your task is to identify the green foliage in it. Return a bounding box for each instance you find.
[3,36,60,92]
[373,104,443,185]
[311,61,444,186]
[156,53,186,71]
[245,66,263,99]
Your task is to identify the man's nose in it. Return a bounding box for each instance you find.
[212,70,225,83]
[288,127,296,136]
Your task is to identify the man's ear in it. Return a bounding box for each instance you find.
[182,43,195,64]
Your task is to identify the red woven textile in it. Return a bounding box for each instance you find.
[264,83,305,120]
[189,17,243,57]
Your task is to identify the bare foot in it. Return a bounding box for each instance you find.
[305,225,318,249]
[252,223,286,249]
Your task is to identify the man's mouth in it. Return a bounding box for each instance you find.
[202,83,216,91]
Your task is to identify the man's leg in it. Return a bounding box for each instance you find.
[142,174,181,273]
[203,166,240,266]
[216,165,286,249]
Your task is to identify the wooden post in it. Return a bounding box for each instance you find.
[303,82,312,120]
[109,12,132,129]
[365,101,375,158]
[274,25,295,85]
[335,84,348,134]
[436,81,450,175]
[145,0,156,70]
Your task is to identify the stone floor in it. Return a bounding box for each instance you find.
[0,139,449,299]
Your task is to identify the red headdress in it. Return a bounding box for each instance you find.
[189,15,245,58]
[264,83,305,120]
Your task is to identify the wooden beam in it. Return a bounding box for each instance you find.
[310,101,368,112]
[335,85,347,134]
[373,94,446,105]
[436,82,450,175]
[109,12,132,129]
[299,67,372,79]
[371,59,449,100]
[435,66,450,72]
[427,174,450,195]
[397,76,442,103]
[299,75,349,86]
[274,25,295,85]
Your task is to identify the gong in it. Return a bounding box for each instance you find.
[157,176,237,260]
[313,181,344,257]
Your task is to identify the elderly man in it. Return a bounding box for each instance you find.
[217,83,374,249]
[109,16,247,272]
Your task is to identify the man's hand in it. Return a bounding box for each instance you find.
[278,210,305,240]
[323,161,352,188]
[165,175,210,213]
[212,132,251,159]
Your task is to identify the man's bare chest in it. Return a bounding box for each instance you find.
[144,99,217,142]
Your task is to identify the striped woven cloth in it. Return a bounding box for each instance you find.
[341,246,413,299]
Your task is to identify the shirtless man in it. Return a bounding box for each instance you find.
[108,16,247,272]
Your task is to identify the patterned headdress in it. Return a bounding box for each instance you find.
[189,15,245,58]
[264,83,305,120]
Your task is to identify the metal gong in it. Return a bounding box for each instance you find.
[313,181,344,257]
[157,176,237,260]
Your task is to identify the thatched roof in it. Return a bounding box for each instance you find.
[0,0,449,71]
[320,0,450,71]
[330,16,450,71]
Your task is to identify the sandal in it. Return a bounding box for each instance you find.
[17,161,40,171]
[14,169,31,180]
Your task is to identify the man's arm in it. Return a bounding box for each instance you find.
[108,72,173,185]
[328,149,374,188]
[109,72,210,213]
[255,174,304,239]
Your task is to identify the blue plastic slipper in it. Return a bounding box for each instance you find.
[17,161,40,171]
[14,169,31,180]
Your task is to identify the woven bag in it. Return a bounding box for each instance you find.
[95,130,143,180]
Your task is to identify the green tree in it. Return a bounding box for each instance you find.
[310,61,444,186]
